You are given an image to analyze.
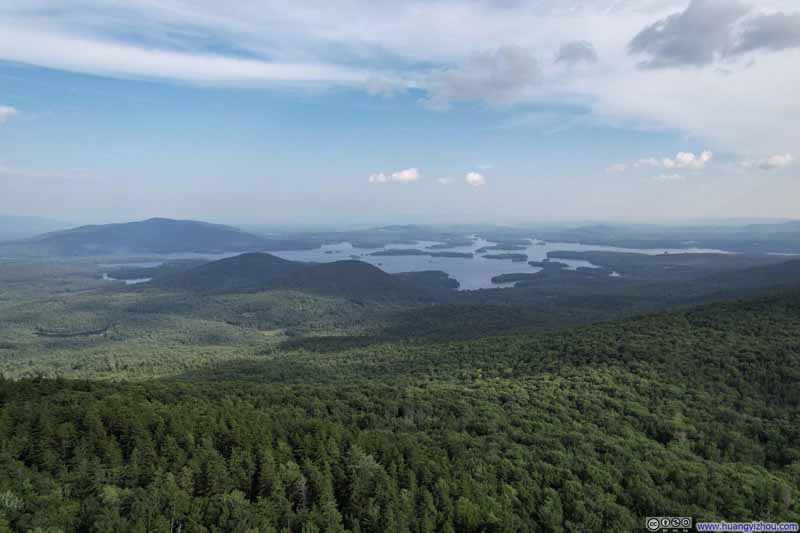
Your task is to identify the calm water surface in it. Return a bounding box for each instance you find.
[104,238,730,291]
[270,238,730,290]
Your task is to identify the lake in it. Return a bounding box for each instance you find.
[101,272,152,285]
[269,237,730,290]
[97,237,731,291]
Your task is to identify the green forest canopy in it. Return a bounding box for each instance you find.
[1,288,799,531]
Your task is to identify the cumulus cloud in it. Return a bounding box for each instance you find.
[368,168,420,184]
[741,153,795,170]
[661,150,713,169]
[555,41,599,65]
[732,12,800,55]
[465,172,487,187]
[0,106,18,124]
[629,0,800,68]
[436,177,455,185]
[613,150,713,172]
[422,46,541,109]
[391,168,421,183]
[629,0,750,68]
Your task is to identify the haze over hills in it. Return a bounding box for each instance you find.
[0,214,71,241]
[530,221,800,254]
[4,0,800,527]
[3,217,800,530]
[5,216,800,259]
[18,217,270,255]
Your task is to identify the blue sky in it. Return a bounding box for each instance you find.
[1,0,799,225]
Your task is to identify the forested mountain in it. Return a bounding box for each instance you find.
[17,218,270,255]
[1,288,799,531]
[5,0,800,529]
[268,260,429,296]
[2,223,800,531]
[545,251,789,281]
[153,252,456,298]
[152,252,305,292]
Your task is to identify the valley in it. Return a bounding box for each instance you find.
[1,218,800,531]
[5,7,800,529]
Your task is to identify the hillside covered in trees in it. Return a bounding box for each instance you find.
[2,227,800,531]
[1,288,799,531]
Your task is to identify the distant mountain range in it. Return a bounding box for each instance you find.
[22,217,269,255]
[0,217,326,256]
[529,221,800,253]
[7,215,800,258]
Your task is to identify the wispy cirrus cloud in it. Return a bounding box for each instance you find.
[0,27,374,87]
[1,0,799,158]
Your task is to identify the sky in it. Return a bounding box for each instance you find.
[0,0,799,226]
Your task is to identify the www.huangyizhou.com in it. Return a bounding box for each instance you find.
[695,521,799,532]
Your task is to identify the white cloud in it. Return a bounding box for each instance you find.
[629,0,800,68]
[422,46,541,109]
[611,150,713,173]
[0,26,375,88]
[581,42,800,155]
[368,167,420,184]
[465,172,487,187]
[741,153,795,170]
[0,1,798,155]
[629,0,751,69]
[661,150,713,170]
[0,106,18,124]
[555,41,599,65]
[436,177,455,185]
[391,168,420,183]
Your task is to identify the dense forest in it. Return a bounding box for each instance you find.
[2,222,800,531]
[1,289,799,531]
